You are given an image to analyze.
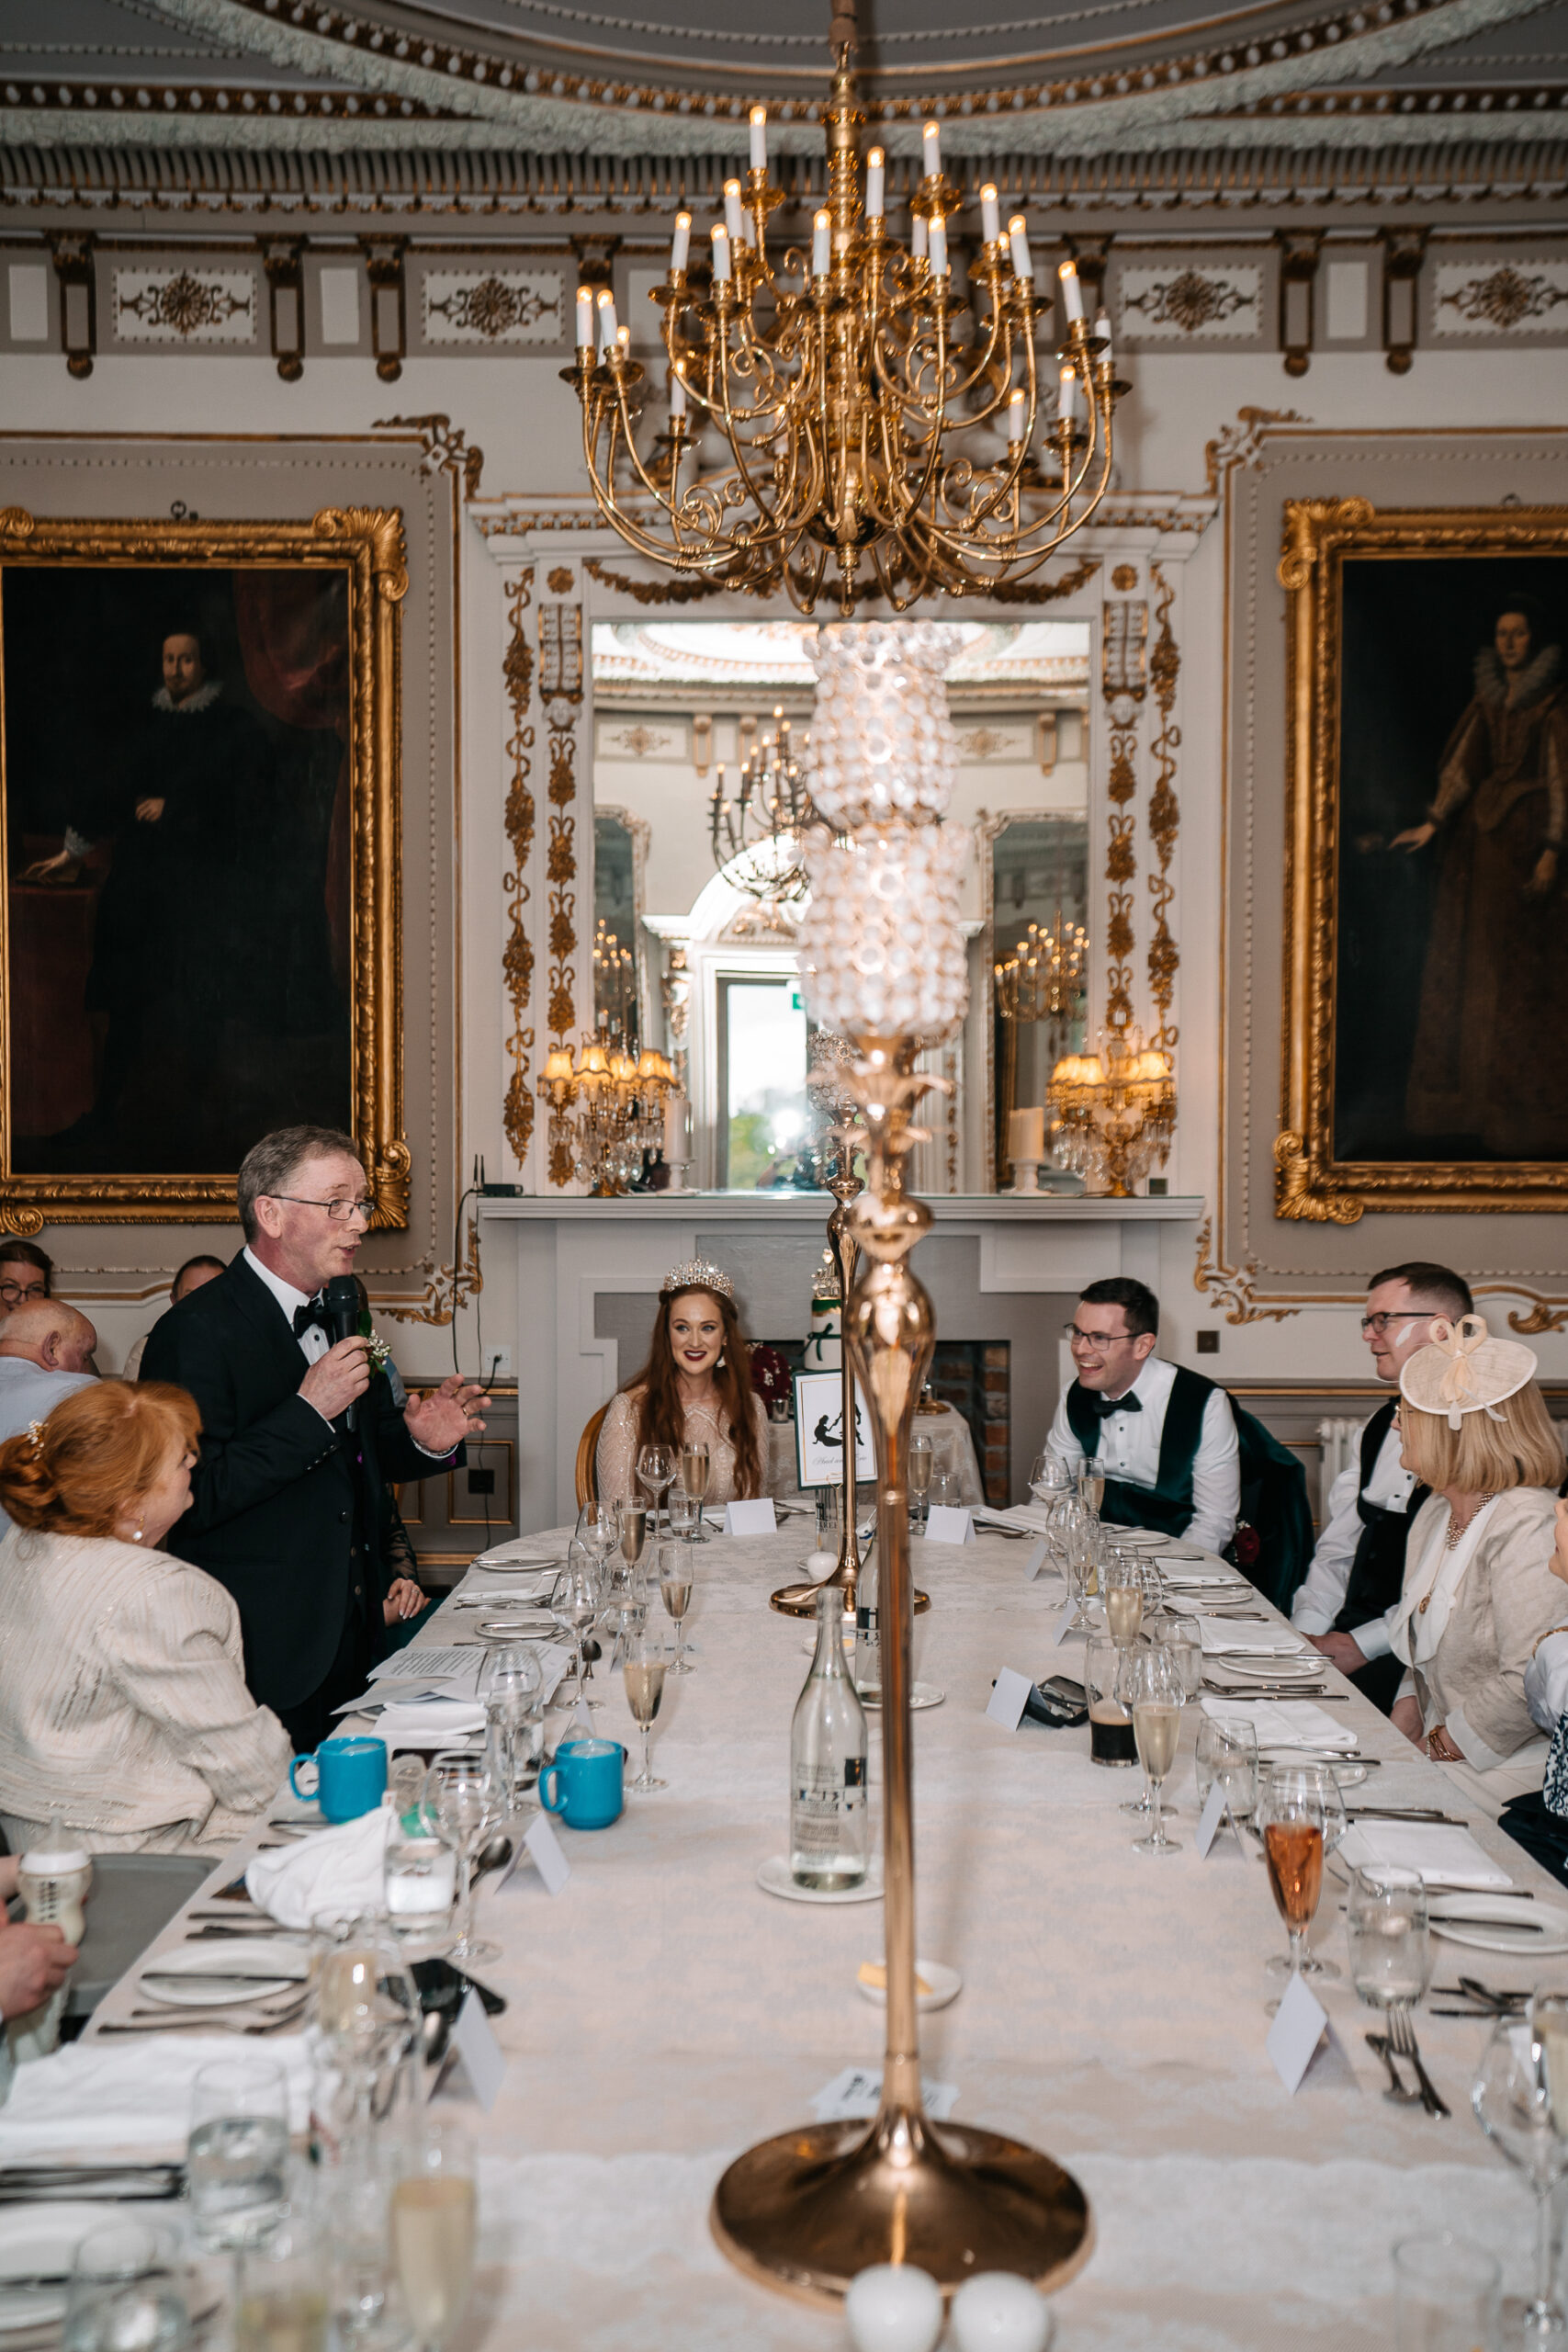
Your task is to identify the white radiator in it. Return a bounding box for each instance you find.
[1315,1419,1363,1523]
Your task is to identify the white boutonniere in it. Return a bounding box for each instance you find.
[356,1311,392,1378]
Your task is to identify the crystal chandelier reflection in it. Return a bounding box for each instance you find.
[708,705,820,902]
[592,917,637,1038]
[564,2,1123,616]
[1047,1023,1176,1198]
[995,913,1088,1036]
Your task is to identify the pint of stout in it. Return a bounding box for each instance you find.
[1089,1701,1136,1767]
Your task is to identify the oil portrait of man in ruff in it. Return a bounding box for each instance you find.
[3,565,354,1181]
[1333,560,1568,1169]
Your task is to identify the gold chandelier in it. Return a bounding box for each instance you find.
[707,705,819,901]
[565,4,1124,616]
[537,1033,676,1198]
[1047,1022,1176,1198]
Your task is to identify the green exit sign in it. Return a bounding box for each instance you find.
[791,991,803,1012]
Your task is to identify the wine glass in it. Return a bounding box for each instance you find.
[389,2120,476,2352]
[310,1913,421,2132]
[908,1432,934,1530]
[637,1443,675,1534]
[1392,2234,1500,2352]
[657,1537,694,1673]
[554,1549,602,1714]
[623,1624,670,1792]
[1153,1614,1202,1703]
[479,1644,544,1806]
[578,1499,619,1581]
[64,2222,190,2352]
[666,1486,700,1544]
[421,1752,502,1967]
[1194,1713,1258,1822]
[1258,1761,1347,1982]
[677,1442,711,1540]
[1472,1996,1568,2341]
[1129,1646,1183,1856]
[1347,1866,1431,2021]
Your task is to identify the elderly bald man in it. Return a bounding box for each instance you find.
[0,1299,97,1446]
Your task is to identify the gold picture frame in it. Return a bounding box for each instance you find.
[1278,496,1568,1219]
[0,503,409,1229]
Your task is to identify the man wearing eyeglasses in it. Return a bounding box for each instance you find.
[1289,1260,1472,1714]
[141,1124,487,1751]
[1047,1277,1240,1555]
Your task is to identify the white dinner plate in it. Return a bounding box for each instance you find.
[1427,1893,1568,1955]
[863,1683,945,1712]
[856,1958,962,2012]
[135,1939,308,2007]
[1210,1653,1322,1680]
[0,2202,122,2336]
[757,1856,885,1905]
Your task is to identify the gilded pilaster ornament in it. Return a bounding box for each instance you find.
[1101,599,1146,1033]
[501,568,536,1163]
[373,413,484,499]
[1192,1218,1297,1327]
[582,557,726,607]
[1272,1130,1363,1225]
[379,1220,482,1327]
[1145,561,1180,1046]
[1202,407,1305,497]
[540,589,584,1187]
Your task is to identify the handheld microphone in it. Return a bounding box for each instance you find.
[323,1275,362,1432]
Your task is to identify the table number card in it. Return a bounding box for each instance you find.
[986,1667,1034,1731]
[1053,1607,1077,1647]
[725,1498,777,1536]
[446,1987,507,2112]
[810,2066,959,2123]
[924,1506,975,1545]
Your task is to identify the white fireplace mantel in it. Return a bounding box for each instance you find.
[482,1191,1203,1528]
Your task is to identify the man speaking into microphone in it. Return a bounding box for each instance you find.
[141,1125,486,1749]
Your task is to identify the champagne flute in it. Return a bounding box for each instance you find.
[1472,1999,1568,2340]
[421,1751,502,1966]
[617,1496,649,1575]
[637,1442,675,1535]
[389,2120,476,2352]
[908,1433,934,1530]
[677,1442,710,1541]
[623,1625,670,1792]
[1258,1761,1347,1982]
[479,1644,544,1806]
[1130,1646,1183,1856]
[1077,1462,1105,1520]
[1104,1577,1143,1646]
[1060,1502,1098,1634]
[657,1536,694,1673]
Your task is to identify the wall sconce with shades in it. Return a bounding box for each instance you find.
[1047,1023,1176,1197]
[537,1034,679,1197]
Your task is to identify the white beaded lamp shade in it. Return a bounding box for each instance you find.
[799,820,971,1045]
[806,622,964,829]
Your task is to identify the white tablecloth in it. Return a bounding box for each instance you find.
[87,1523,1548,2346]
[770,1401,985,1506]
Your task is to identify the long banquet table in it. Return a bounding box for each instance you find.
[85,1520,1552,2346]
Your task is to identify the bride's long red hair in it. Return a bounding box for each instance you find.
[624,1285,763,1499]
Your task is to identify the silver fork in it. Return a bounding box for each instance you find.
[1387,2005,1450,2118]
[1365,2031,1421,2105]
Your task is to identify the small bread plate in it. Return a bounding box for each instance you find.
[1213,1653,1324,1682]
[469,1552,563,1576]
[472,1612,558,1645]
[757,1856,884,1905]
[862,1683,945,1712]
[0,2205,127,2338]
[1427,1893,1568,1956]
[856,1958,962,2012]
[1255,1750,1368,1790]
[135,1939,308,2007]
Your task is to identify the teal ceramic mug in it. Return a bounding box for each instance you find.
[289,1735,388,1823]
[538,1736,625,1830]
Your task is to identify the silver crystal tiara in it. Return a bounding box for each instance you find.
[660,1259,735,1304]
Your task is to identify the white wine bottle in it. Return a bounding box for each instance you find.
[852,1540,881,1702]
[790,1584,869,1890]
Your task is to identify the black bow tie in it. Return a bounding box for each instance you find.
[1091,1389,1141,1418]
[292,1295,325,1338]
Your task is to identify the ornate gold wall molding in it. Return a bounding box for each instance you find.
[1193,1217,1298,1325]
[583,556,726,606]
[1145,560,1180,1046]
[372,413,484,499]
[501,566,536,1165]
[1101,598,1146,1032]
[379,1217,481,1327]
[540,585,585,1187]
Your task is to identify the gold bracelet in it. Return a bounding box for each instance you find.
[1532,1626,1568,1659]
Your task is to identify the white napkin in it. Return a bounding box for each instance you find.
[469,1537,566,1568]
[372,1698,488,1749]
[246,1803,394,1928]
[1195,1618,1307,1656]
[973,1505,1053,1534]
[1338,1820,1513,1892]
[0,2032,314,2158]
[1199,1695,1359,1752]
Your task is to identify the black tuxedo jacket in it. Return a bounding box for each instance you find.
[141,1251,445,1713]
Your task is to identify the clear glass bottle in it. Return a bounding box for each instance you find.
[790,1585,869,1890]
[852,1542,881,1703]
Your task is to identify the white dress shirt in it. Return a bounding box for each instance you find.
[242,1247,444,1458]
[1046,1353,1240,1555]
[1290,1414,1415,1659]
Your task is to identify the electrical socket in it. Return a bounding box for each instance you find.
[489,1345,513,1380]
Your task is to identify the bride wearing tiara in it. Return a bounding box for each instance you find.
[595,1260,775,1510]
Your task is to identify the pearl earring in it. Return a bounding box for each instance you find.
[131,1522,144,1543]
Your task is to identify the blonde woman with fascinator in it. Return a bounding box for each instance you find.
[595,1261,773,1510]
[1388,1316,1565,1817]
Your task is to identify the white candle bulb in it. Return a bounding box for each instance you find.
[922,119,942,178]
[910,214,929,261]
[750,105,767,170]
[575,285,593,346]
[1058,260,1085,323]
[1008,214,1032,282]
[1007,387,1026,443]
[1094,307,1113,368]
[865,147,885,219]
[724,178,744,243]
[670,368,687,420]
[813,208,831,277]
[928,214,948,277]
[671,210,692,274]
[615,323,630,357]
[980,182,1000,243]
[711,223,731,283]
[1058,363,1076,420]
[596,288,618,346]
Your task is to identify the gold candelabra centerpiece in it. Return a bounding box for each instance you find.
[561,3,1125,616]
[1047,1020,1175,1198]
[713,620,1091,2303]
[708,705,820,903]
[537,1030,675,1197]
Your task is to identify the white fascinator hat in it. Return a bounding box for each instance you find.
[1398,1315,1537,1434]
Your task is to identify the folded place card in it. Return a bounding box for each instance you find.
[1195,1782,1246,1860]
[521,1810,570,1896]
[924,1506,975,1546]
[987,1667,1034,1731]
[1266,1972,1357,2096]
[1023,1541,1051,1582]
[446,1987,507,2112]
[725,1498,777,1536]
[810,2066,959,2123]
[1053,1607,1077,1647]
